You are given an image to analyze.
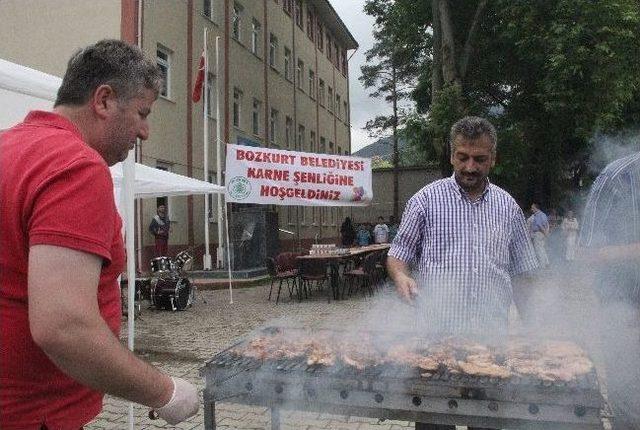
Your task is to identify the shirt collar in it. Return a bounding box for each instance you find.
[23,110,84,142]
[447,173,492,202]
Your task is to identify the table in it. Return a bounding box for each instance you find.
[296,244,391,300]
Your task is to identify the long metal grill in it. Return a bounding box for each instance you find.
[201,328,606,430]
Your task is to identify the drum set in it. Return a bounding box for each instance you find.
[138,250,195,312]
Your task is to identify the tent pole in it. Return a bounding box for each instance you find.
[129,3,143,427]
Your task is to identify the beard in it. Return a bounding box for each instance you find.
[455,171,486,193]
[103,116,135,165]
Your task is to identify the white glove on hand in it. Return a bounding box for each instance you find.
[155,377,199,425]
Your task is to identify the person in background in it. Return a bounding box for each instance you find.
[373,216,390,244]
[561,209,579,261]
[579,151,640,430]
[388,215,399,242]
[149,204,171,256]
[340,217,356,247]
[529,203,550,267]
[0,40,198,429]
[356,223,371,246]
[387,116,538,430]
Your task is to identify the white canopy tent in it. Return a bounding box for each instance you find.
[2,57,229,427]
[0,58,225,228]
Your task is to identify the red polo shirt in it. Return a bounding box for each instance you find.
[0,111,125,429]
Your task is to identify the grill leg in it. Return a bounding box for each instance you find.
[204,400,216,430]
[270,407,280,430]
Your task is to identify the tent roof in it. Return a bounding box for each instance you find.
[110,162,224,198]
[0,57,224,197]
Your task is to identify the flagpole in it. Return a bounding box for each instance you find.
[215,36,225,269]
[202,27,212,270]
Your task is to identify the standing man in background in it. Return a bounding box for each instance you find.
[373,216,390,244]
[579,151,640,430]
[0,40,198,429]
[529,203,550,267]
[149,204,171,256]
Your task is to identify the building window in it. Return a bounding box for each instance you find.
[203,0,213,19]
[285,116,293,148]
[269,34,278,68]
[251,19,261,55]
[326,34,332,61]
[308,69,315,98]
[336,94,341,120]
[284,47,292,81]
[156,45,171,98]
[328,87,333,113]
[317,22,324,51]
[232,3,243,41]
[329,141,334,154]
[297,124,305,150]
[206,73,216,116]
[310,130,316,152]
[338,146,342,155]
[233,87,242,128]
[270,108,278,144]
[296,59,304,90]
[306,8,314,40]
[252,99,261,136]
[320,136,326,152]
[318,79,325,106]
[344,101,348,123]
[283,0,292,15]
[334,42,340,67]
[294,0,303,28]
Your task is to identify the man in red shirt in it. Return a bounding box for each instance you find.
[0,40,199,429]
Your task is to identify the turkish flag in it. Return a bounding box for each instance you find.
[192,51,205,103]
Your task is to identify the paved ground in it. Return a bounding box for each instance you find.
[85,264,614,429]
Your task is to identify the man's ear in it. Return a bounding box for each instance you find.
[91,84,117,120]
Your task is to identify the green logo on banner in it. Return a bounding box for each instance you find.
[227,176,251,200]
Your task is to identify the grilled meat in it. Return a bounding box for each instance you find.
[232,330,594,381]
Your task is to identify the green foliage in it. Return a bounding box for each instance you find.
[364,0,640,207]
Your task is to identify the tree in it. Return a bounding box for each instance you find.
[361,0,422,219]
[364,0,640,207]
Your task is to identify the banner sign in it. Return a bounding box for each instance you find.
[225,144,372,206]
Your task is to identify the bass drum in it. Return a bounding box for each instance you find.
[151,277,193,311]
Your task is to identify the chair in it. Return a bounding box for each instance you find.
[343,253,377,298]
[266,257,298,304]
[297,258,329,301]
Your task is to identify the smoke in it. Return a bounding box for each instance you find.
[588,129,640,175]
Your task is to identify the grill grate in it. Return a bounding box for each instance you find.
[201,328,606,430]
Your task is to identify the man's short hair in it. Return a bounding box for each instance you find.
[55,39,163,107]
[450,116,498,155]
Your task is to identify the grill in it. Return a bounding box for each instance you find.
[200,328,606,430]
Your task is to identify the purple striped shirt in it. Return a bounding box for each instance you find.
[389,175,539,334]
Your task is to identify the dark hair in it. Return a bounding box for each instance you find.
[55,39,163,107]
[450,116,497,155]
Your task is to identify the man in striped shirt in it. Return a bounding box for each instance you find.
[388,117,538,430]
[579,151,640,430]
